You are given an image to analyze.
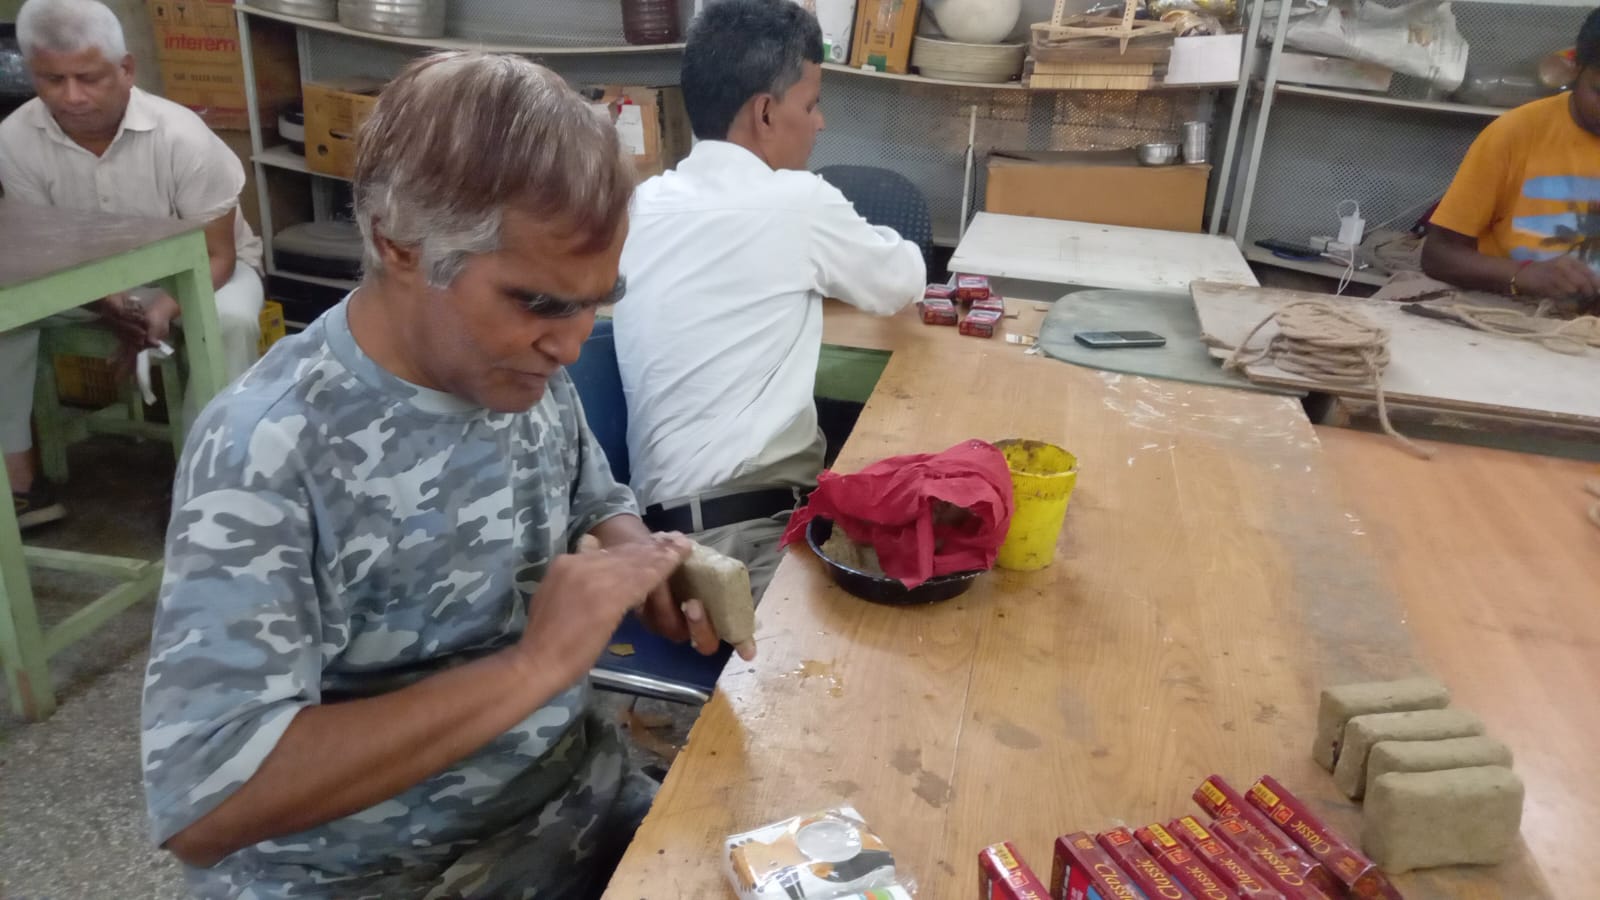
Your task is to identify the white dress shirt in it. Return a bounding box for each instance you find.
[615,140,926,509]
[0,87,262,271]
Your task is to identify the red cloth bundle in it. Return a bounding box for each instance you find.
[783,439,1015,588]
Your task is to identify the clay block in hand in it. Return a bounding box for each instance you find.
[1313,677,1451,771]
[670,542,756,647]
[1365,736,1513,800]
[1332,708,1484,799]
[1362,766,1524,874]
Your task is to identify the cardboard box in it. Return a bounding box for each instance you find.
[1212,818,1332,900]
[1169,817,1286,900]
[1246,777,1403,900]
[1136,825,1242,900]
[146,0,300,131]
[1194,776,1339,899]
[1049,832,1145,900]
[591,85,693,179]
[979,841,1051,900]
[302,79,384,179]
[985,150,1211,233]
[1098,828,1198,900]
[850,0,921,74]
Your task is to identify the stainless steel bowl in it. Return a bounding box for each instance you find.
[1137,142,1181,166]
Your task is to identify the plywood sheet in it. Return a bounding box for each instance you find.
[949,213,1259,294]
[1191,280,1600,429]
[0,202,197,290]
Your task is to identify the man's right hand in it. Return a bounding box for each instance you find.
[1515,256,1600,302]
[514,532,692,678]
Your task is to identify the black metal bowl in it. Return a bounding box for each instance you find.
[806,517,983,606]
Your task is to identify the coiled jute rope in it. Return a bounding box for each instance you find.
[1223,300,1434,460]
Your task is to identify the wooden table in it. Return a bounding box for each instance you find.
[949,213,1259,294]
[0,201,226,719]
[605,302,1560,898]
[1319,428,1600,891]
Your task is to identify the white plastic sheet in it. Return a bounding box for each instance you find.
[1263,0,1470,92]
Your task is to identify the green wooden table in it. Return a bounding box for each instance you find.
[0,200,225,720]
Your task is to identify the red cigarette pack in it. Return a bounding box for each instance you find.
[960,309,1003,338]
[1169,818,1286,900]
[971,295,1006,314]
[1050,832,1147,900]
[1135,825,1240,900]
[925,283,957,300]
[1098,828,1196,899]
[920,297,958,326]
[956,274,992,301]
[1211,817,1335,900]
[1246,777,1404,900]
[980,842,1052,900]
[1195,777,1339,899]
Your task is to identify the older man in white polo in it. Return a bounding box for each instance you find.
[0,0,264,528]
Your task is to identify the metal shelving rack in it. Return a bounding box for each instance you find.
[1220,0,1593,282]
[236,1,1243,297]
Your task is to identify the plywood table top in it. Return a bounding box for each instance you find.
[604,315,1554,898]
[949,213,1259,294]
[821,299,1047,354]
[1318,427,1600,893]
[1191,280,1600,429]
[0,201,199,290]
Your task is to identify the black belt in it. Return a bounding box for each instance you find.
[642,487,803,534]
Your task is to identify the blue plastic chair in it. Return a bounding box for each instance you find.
[816,164,934,262]
[567,318,733,705]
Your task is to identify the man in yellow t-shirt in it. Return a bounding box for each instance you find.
[1423,8,1600,308]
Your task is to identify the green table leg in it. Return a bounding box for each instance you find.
[0,458,55,719]
[0,228,218,719]
[157,241,225,429]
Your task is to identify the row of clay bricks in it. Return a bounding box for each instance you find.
[1314,677,1523,874]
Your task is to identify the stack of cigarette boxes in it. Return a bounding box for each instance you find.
[978,775,1406,900]
[918,275,1005,338]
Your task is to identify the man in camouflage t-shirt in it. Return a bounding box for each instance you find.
[141,53,734,899]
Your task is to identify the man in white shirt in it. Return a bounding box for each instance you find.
[614,0,925,596]
[0,0,265,529]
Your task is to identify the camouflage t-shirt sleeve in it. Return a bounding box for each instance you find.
[142,415,323,846]
[559,373,639,543]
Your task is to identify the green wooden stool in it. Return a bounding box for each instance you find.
[32,321,186,484]
[0,202,225,720]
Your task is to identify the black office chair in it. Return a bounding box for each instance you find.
[815,164,935,262]
[567,318,733,705]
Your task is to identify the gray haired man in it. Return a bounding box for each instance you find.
[140,52,736,899]
[0,0,266,529]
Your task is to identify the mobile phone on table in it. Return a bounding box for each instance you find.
[1073,330,1168,349]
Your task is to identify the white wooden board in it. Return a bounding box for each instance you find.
[1191,280,1600,428]
[949,212,1259,293]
